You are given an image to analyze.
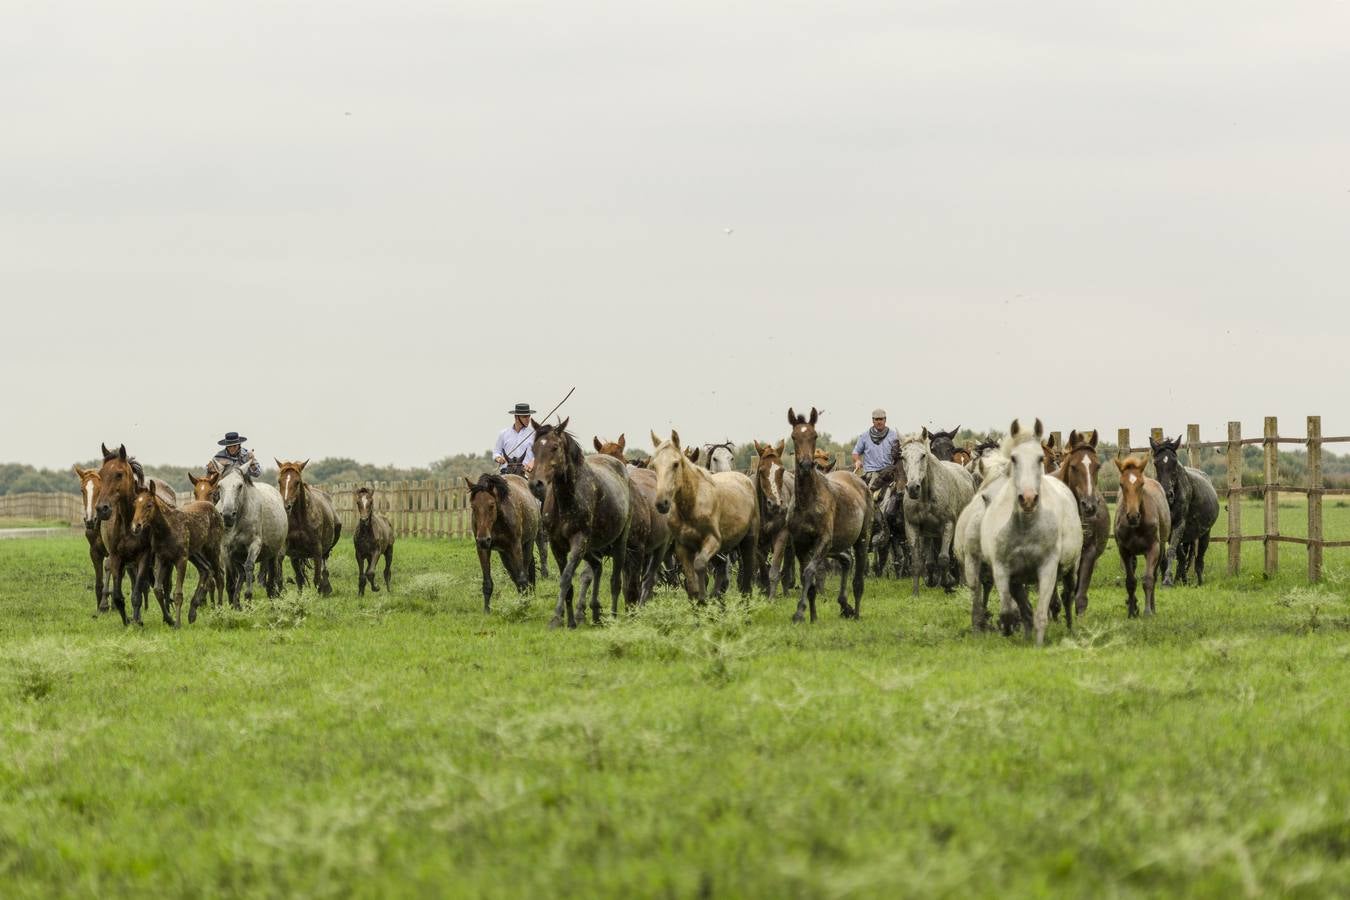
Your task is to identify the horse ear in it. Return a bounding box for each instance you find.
[670,430,681,450]
[1089,429,1099,448]
[274,458,283,469]
[922,427,930,440]
[118,444,127,461]
[72,465,84,478]
[300,459,309,470]
[951,426,961,438]
[650,430,662,448]
[1148,436,1161,451]
[1114,456,1126,473]
[808,407,818,425]
[463,477,475,490]
[753,440,764,454]
[530,417,544,431]
[1068,430,1080,448]
[787,407,797,426]
[148,480,157,496]
[1010,419,1020,437]
[593,437,603,452]
[1033,419,1044,439]
[101,443,111,460]
[1173,434,1184,449]
[617,434,625,451]
[776,439,785,456]
[189,472,199,486]
[556,417,569,433]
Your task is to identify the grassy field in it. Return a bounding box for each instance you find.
[0,518,73,530]
[1,499,1347,898]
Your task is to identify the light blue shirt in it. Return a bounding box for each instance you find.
[494,424,535,464]
[852,429,899,472]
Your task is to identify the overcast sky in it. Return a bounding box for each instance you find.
[4,1,1347,469]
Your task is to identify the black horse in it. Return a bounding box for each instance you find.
[1150,435,1220,586]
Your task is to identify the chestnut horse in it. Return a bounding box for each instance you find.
[785,407,873,622]
[464,474,537,612]
[73,465,108,615]
[1114,455,1172,618]
[93,443,174,626]
[648,430,759,604]
[275,459,340,596]
[131,482,226,626]
[1052,430,1110,617]
[594,435,672,606]
[1041,433,1064,474]
[531,418,631,628]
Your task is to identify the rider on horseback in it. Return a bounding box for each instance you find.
[210,431,262,477]
[493,403,537,474]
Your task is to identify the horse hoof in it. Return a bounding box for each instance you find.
[791,612,804,624]
[371,584,380,593]
[547,616,562,630]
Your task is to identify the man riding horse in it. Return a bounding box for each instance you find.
[851,408,898,486]
[494,403,537,474]
[210,431,261,477]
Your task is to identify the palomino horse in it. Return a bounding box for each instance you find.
[464,474,538,612]
[648,430,759,603]
[353,487,395,597]
[785,407,873,622]
[978,419,1082,645]
[1114,454,1172,617]
[954,447,1012,631]
[898,431,976,595]
[751,439,798,598]
[531,418,631,627]
[594,436,672,606]
[1149,435,1220,586]
[191,464,288,602]
[275,459,341,596]
[1052,430,1109,617]
[131,481,226,626]
[93,443,174,626]
[73,465,108,615]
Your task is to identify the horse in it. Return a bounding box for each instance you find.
[72,465,108,615]
[751,439,799,598]
[531,418,631,628]
[950,446,973,468]
[648,430,759,604]
[594,436,673,606]
[898,430,976,596]
[978,419,1083,646]
[954,448,1011,631]
[275,459,341,596]
[1052,430,1110,618]
[812,449,837,472]
[1041,433,1064,474]
[190,464,288,603]
[866,445,912,579]
[93,443,174,627]
[465,474,537,610]
[499,452,550,575]
[353,487,395,598]
[1150,435,1220,586]
[130,481,227,626]
[702,442,736,473]
[1114,454,1172,617]
[927,426,962,462]
[784,407,872,622]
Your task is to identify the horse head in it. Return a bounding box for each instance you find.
[1064,430,1102,518]
[1115,454,1150,527]
[529,417,577,498]
[752,439,787,509]
[129,480,163,536]
[1149,433,1185,506]
[899,433,933,500]
[649,429,694,515]
[787,407,821,475]
[73,465,102,529]
[464,475,511,550]
[705,442,736,473]
[925,426,961,462]
[275,459,309,512]
[592,434,627,463]
[812,448,835,472]
[94,443,138,521]
[1008,418,1046,513]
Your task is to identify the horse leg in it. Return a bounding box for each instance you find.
[90,542,107,615]
[1194,533,1210,586]
[965,552,986,633]
[609,532,627,619]
[1143,542,1161,617]
[1122,552,1139,618]
[1060,569,1075,632]
[291,555,306,594]
[171,557,187,628]
[1161,527,1181,588]
[586,554,605,624]
[477,547,493,612]
[904,521,923,597]
[383,545,393,592]
[737,534,757,598]
[992,562,1018,636]
[550,535,587,630]
[794,539,828,624]
[187,557,210,625]
[1074,540,1099,617]
[835,551,856,619]
[131,554,152,627]
[537,522,551,578]
[710,555,730,601]
[767,530,788,600]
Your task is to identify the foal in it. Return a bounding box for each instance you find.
[1113,455,1172,618]
[1053,430,1110,618]
[73,465,108,614]
[131,482,226,626]
[353,487,395,597]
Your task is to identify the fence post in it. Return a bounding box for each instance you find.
[1117,428,1131,457]
[1186,424,1201,469]
[1307,415,1323,583]
[1263,416,1279,577]
[1227,421,1242,576]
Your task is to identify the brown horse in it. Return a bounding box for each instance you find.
[531,418,631,628]
[751,439,798,597]
[1113,455,1172,618]
[73,465,108,615]
[353,487,395,597]
[1042,433,1064,473]
[786,407,873,622]
[648,430,759,603]
[950,446,973,468]
[812,449,837,472]
[464,474,538,612]
[595,436,672,606]
[1052,430,1110,618]
[131,482,226,626]
[275,459,341,596]
[93,444,174,626]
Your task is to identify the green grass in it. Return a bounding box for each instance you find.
[0,500,1347,898]
[0,518,71,530]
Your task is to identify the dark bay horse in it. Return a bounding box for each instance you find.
[1051,430,1109,618]
[353,487,395,597]
[927,426,961,462]
[786,407,873,622]
[93,444,174,626]
[465,474,537,612]
[1150,435,1220,586]
[530,419,631,628]
[73,465,108,615]
[1114,455,1172,617]
[276,459,340,596]
[595,436,672,606]
[751,439,797,598]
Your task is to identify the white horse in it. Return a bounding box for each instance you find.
[200,464,288,603]
[702,442,736,474]
[978,419,1083,646]
[898,431,976,596]
[954,451,1011,631]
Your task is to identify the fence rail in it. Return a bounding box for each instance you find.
[5,415,1343,581]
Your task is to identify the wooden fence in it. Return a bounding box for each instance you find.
[6,415,1347,581]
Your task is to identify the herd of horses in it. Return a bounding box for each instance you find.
[73,445,393,627]
[70,414,1221,646]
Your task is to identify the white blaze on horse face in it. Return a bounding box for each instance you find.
[83,479,96,520]
[1128,473,1138,484]
[1081,456,1094,493]
[765,462,782,505]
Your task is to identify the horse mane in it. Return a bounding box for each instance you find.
[101,447,146,486]
[469,473,512,501]
[1118,454,1148,474]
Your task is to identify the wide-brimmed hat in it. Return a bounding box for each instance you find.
[507,403,537,416]
[217,431,248,446]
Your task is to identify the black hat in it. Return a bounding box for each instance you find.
[218,431,248,446]
[507,403,537,416]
